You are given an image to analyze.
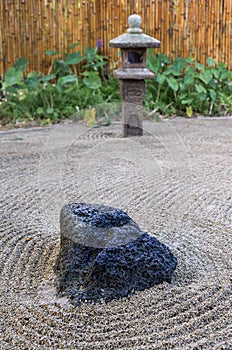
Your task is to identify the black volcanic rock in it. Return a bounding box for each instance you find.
[54,203,177,304]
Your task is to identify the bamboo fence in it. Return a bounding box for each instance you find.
[0,0,231,76]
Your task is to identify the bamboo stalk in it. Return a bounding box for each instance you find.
[226,0,232,69]
[178,0,183,57]
[212,0,216,62]
[222,0,226,63]
[214,0,218,62]
[222,0,227,64]
[198,0,204,64]
[205,0,210,60]
[0,0,3,76]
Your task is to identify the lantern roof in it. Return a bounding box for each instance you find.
[109,14,161,49]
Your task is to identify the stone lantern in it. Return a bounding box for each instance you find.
[109,14,160,137]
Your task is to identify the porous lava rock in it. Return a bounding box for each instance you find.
[54,203,177,304]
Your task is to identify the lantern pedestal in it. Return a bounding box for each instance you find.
[120,80,145,136]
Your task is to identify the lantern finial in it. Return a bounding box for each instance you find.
[128,14,142,34]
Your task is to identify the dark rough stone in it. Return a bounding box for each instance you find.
[70,203,131,228]
[54,203,177,305]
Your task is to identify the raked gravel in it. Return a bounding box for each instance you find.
[0,117,231,349]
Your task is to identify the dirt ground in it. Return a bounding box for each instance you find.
[0,117,231,349]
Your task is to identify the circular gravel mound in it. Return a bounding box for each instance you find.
[0,118,231,349]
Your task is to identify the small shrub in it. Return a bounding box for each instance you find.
[145,52,232,117]
[1,48,231,127]
[0,45,120,126]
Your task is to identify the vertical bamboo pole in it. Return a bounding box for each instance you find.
[194,0,198,62]
[207,0,212,60]
[226,0,232,68]
[180,0,183,58]
[186,0,189,58]
[6,0,12,68]
[223,0,226,65]
[178,0,183,58]
[39,0,44,72]
[188,0,193,58]
[92,0,96,49]
[222,0,226,63]
[199,0,205,64]
[143,0,146,32]
[103,0,106,56]
[166,0,171,58]
[149,0,152,37]
[155,0,161,48]
[216,0,221,64]
[183,0,187,58]
[192,0,197,60]
[204,0,207,64]
[211,0,216,62]
[169,0,174,59]
[160,0,166,54]
[108,0,112,56]
[8,0,12,66]
[0,0,3,76]
[35,0,40,73]
[205,0,209,61]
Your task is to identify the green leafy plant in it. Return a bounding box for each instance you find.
[82,46,108,73]
[0,45,120,126]
[45,42,84,77]
[1,64,48,122]
[1,48,231,127]
[145,52,232,117]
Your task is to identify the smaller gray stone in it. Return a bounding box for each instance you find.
[60,203,142,248]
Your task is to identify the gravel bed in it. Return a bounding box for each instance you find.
[0,117,231,349]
